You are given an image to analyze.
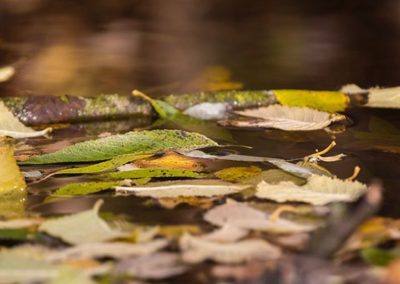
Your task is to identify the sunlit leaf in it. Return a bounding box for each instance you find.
[0,218,42,229]
[52,181,122,196]
[0,138,27,219]
[135,151,203,170]
[179,233,281,264]
[39,200,129,244]
[204,199,317,234]
[228,105,345,131]
[215,166,262,183]
[0,66,15,82]
[0,102,52,138]
[102,168,208,180]
[22,130,218,164]
[116,180,250,198]
[256,174,367,205]
[273,89,349,113]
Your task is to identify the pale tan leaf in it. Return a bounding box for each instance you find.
[201,224,248,243]
[0,66,15,82]
[0,102,51,138]
[0,218,42,229]
[204,199,316,234]
[233,105,344,131]
[256,175,367,205]
[179,233,281,264]
[116,180,250,198]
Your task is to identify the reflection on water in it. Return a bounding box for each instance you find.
[1,1,400,97]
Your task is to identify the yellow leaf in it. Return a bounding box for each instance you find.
[215,166,262,183]
[0,138,27,219]
[135,152,204,171]
[158,196,217,209]
[273,89,349,113]
[158,225,201,239]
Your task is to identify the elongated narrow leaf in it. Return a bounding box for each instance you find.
[230,105,345,131]
[39,200,129,244]
[116,180,250,198]
[179,233,281,264]
[54,153,152,175]
[256,174,367,205]
[0,102,51,138]
[53,181,122,196]
[22,130,218,164]
[103,168,208,180]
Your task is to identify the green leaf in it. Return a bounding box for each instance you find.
[273,89,349,113]
[361,247,396,266]
[0,101,52,138]
[0,138,27,218]
[39,200,129,244]
[0,228,30,241]
[53,181,123,196]
[215,166,262,183]
[242,169,306,186]
[21,130,218,164]
[132,90,179,118]
[102,168,208,180]
[54,153,152,175]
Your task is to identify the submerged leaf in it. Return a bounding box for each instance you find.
[256,174,367,205]
[53,181,122,196]
[116,180,250,198]
[179,233,281,264]
[230,105,345,131]
[272,89,349,113]
[22,130,218,164]
[204,199,317,234]
[39,200,129,244]
[0,138,27,219]
[0,102,51,138]
[215,166,262,183]
[114,252,187,280]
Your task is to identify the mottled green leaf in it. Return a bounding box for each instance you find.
[53,181,122,197]
[215,166,262,183]
[22,130,218,164]
[103,168,208,180]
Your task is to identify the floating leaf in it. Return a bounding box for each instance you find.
[273,89,349,113]
[158,196,217,209]
[53,181,122,196]
[215,166,262,183]
[39,200,129,244]
[242,169,305,186]
[158,225,201,239]
[135,151,203,171]
[116,180,250,198]
[204,199,317,234]
[102,168,208,180]
[114,252,187,280]
[22,130,218,164]
[179,233,281,264]
[0,138,27,219]
[228,105,345,131]
[54,153,152,175]
[0,102,52,138]
[201,224,249,243]
[48,239,169,261]
[256,174,367,205]
[0,66,15,82]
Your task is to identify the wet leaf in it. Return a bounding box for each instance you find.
[201,224,249,243]
[179,233,281,264]
[132,90,179,119]
[158,225,201,238]
[22,130,218,164]
[242,169,305,186]
[48,239,169,261]
[135,151,203,170]
[114,252,187,279]
[158,196,217,209]
[102,168,208,180]
[39,200,129,244]
[256,175,367,205]
[0,138,27,219]
[54,153,152,175]
[52,181,123,196]
[215,166,262,183]
[0,102,52,138]
[273,89,349,113]
[116,180,250,198]
[204,199,317,234]
[229,105,345,131]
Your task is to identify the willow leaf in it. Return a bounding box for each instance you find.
[53,181,123,196]
[21,130,218,164]
[102,168,208,180]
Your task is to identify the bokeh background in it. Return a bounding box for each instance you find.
[1,0,400,97]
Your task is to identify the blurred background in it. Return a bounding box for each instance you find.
[1,0,400,97]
